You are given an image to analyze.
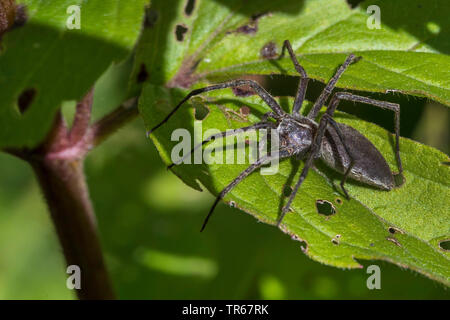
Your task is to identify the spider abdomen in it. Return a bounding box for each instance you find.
[320,123,394,190]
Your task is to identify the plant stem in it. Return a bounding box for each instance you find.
[91,97,139,147]
[3,91,139,299]
[30,156,115,300]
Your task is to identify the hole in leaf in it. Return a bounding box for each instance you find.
[194,103,209,121]
[315,200,336,217]
[388,226,404,234]
[137,63,149,83]
[144,8,158,28]
[331,235,340,245]
[335,198,343,205]
[175,24,188,41]
[290,234,308,253]
[229,201,236,208]
[300,241,307,252]
[426,22,440,35]
[439,240,450,251]
[17,88,36,114]
[61,100,77,128]
[283,186,292,197]
[260,41,277,60]
[184,0,196,16]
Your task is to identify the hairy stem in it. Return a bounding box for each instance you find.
[30,156,115,300]
[3,91,140,299]
[90,97,139,147]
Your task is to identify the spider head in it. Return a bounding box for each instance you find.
[277,117,315,156]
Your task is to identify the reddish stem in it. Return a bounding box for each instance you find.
[4,90,139,299]
[30,155,115,299]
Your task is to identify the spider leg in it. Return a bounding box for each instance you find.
[261,111,277,122]
[148,80,285,134]
[201,148,293,232]
[307,54,360,119]
[278,92,403,227]
[279,40,309,115]
[168,121,276,169]
[277,113,331,227]
[326,92,403,177]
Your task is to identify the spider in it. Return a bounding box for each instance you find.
[148,40,403,231]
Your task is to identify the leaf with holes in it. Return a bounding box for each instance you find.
[132,0,450,105]
[0,0,148,148]
[141,84,450,285]
[136,0,450,284]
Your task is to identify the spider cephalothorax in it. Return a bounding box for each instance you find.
[149,40,403,231]
[277,116,315,158]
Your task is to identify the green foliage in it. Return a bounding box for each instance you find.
[137,0,450,285]
[0,0,147,148]
[142,87,450,285]
[0,0,448,297]
[133,0,450,104]
[1,122,448,299]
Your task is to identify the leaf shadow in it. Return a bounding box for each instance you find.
[359,0,450,54]
[212,0,306,16]
[277,158,300,221]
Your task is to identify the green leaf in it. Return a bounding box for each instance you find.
[140,83,450,285]
[133,0,450,105]
[0,0,148,148]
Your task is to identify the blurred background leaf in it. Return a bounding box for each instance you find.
[0,0,147,148]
